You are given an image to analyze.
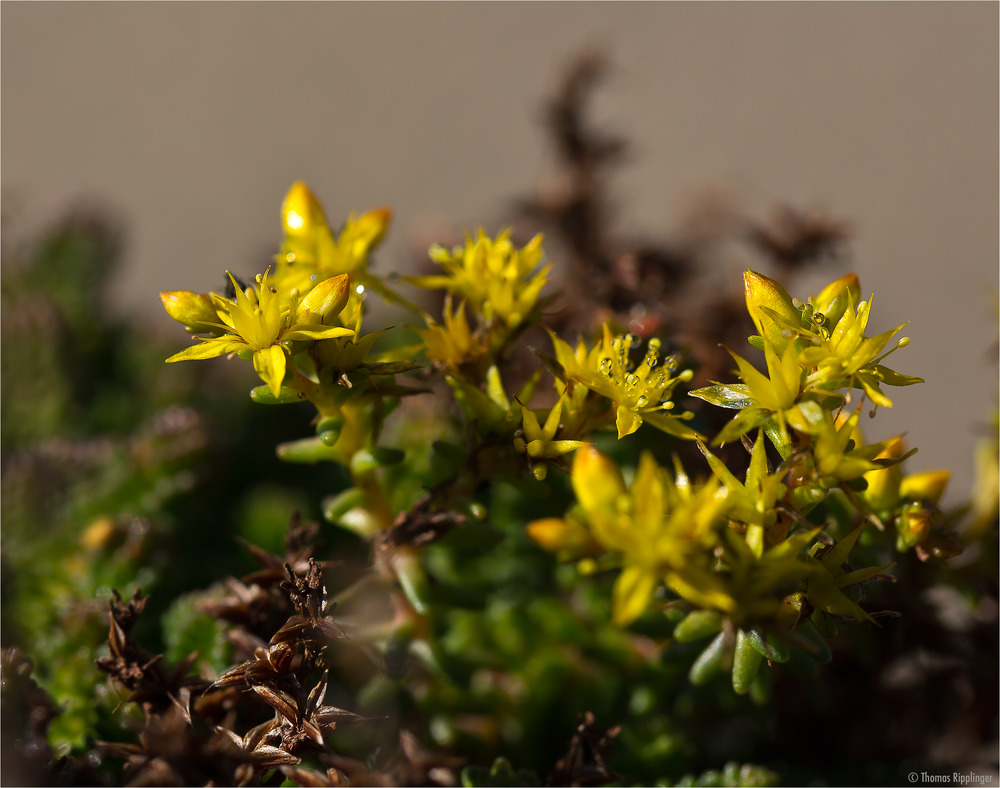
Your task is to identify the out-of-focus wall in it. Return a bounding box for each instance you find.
[2,2,997,503]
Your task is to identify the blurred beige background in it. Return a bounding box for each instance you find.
[2,2,997,504]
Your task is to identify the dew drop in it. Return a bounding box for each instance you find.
[636,395,649,408]
[625,373,639,388]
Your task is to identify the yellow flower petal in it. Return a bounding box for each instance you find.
[615,406,643,439]
[165,337,245,362]
[612,565,659,627]
[253,344,288,397]
[571,446,625,518]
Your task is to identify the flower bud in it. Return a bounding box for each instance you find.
[863,436,905,514]
[354,207,392,252]
[294,274,351,326]
[81,516,116,551]
[282,181,327,238]
[744,270,800,353]
[811,273,861,327]
[900,469,951,504]
[160,290,219,333]
[526,517,601,558]
[895,502,931,551]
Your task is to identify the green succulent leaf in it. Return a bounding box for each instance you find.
[689,632,727,686]
[673,610,724,643]
[732,628,765,694]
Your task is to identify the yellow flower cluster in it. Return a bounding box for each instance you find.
[161,183,395,404]
[549,326,698,440]
[410,230,550,333]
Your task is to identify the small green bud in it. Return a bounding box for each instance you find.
[350,447,405,476]
[250,384,302,404]
[895,502,932,551]
[317,414,344,446]
[322,487,366,522]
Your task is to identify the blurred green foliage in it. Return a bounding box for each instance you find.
[3,183,997,787]
[2,117,996,787]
